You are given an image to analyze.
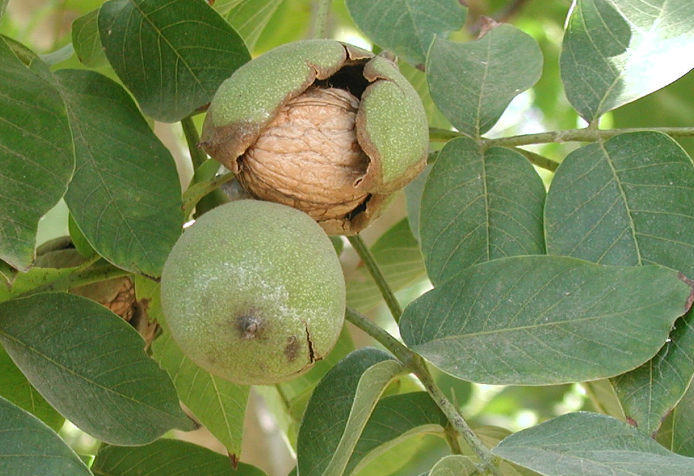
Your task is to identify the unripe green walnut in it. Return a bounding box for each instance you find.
[200,39,429,235]
[160,200,346,385]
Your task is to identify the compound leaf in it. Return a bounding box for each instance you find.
[0,292,194,445]
[427,26,542,138]
[545,131,694,432]
[92,438,267,475]
[297,347,405,476]
[0,396,91,476]
[0,36,73,270]
[400,255,692,386]
[346,0,466,67]
[56,69,183,278]
[561,0,694,123]
[99,0,250,122]
[493,412,694,476]
[420,138,545,286]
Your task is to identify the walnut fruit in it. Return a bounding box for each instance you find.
[160,200,346,385]
[200,40,428,235]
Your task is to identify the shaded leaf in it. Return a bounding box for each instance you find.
[672,381,694,456]
[0,396,91,476]
[400,255,692,385]
[613,309,694,435]
[346,0,466,67]
[98,0,251,122]
[404,163,431,242]
[561,0,694,123]
[493,412,694,475]
[582,379,626,421]
[56,69,183,278]
[420,138,546,286]
[72,10,107,67]
[475,426,543,476]
[297,347,405,476]
[346,392,448,476]
[152,329,249,455]
[0,36,74,270]
[0,346,63,432]
[545,131,694,274]
[545,131,694,431]
[92,438,267,475]
[0,292,194,445]
[427,26,542,138]
[399,63,451,131]
[347,218,427,312]
[0,266,78,303]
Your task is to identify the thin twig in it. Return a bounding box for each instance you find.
[311,0,332,39]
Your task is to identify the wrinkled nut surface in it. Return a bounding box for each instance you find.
[201,39,429,234]
[242,87,369,221]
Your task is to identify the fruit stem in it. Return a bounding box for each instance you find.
[347,235,403,322]
[345,308,503,475]
[311,0,332,39]
[181,117,207,169]
[181,172,236,218]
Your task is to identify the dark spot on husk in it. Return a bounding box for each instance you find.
[284,335,300,362]
[235,312,266,340]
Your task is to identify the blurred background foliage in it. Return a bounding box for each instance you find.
[3,0,691,474]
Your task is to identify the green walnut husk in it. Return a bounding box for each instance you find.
[200,39,429,235]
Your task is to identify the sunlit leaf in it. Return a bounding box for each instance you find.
[224,0,283,51]
[346,392,448,475]
[0,36,73,270]
[0,292,194,445]
[0,396,91,476]
[561,0,694,123]
[400,256,692,385]
[152,329,249,456]
[99,0,251,122]
[427,26,542,138]
[297,347,405,476]
[493,412,694,475]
